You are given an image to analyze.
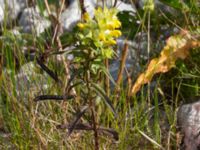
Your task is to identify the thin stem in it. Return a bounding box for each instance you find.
[147,11,151,106]
[91,106,99,150]
[116,41,129,88]
[105,58,110,96]
[85,65,99,150]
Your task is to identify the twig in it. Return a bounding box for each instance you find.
[91,106,99,150]
[79,0,86,18]
[116,41,129,85]
[34,95,74,101]
[105,59,110,96]
[125,67,132,99]
[138,129,164,150]
[57,123,119,141]
[67,105,89,136]
[113,0,118,7]
[44,0,51,15]
[36,57,61,84]
[115,41,129,88]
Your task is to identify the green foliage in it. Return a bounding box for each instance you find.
[0,0,199,149]
[160,0,200,13]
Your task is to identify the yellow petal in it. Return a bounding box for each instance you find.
[105,39,116,45]
[83,12,90,21]
[113,20,121,28]
[77,23,85,29]
[98,32,106,41]
[110,30,121,37]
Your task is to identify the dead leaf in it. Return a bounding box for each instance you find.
[131,33,200,95]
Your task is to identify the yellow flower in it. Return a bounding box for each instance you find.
[77,23,86,29]
[77,7,121,49]
[112,19,121,28]
[83,12,90,21]
[106,20,121,30]
[98,32,106,41]
[105,39,116,45]
[106,24,114,30]
[110,30,121,37]
[95,7,103,17]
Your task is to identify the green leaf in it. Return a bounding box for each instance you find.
[67,105,89,136]
[60,32,75,46]
[102,48,113,59]
[159,0,190,11]
[101,66,117,87]
[91,83,117,117]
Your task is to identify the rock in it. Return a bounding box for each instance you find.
[60,0,81,31]
[60,0,96,31]
[177,100,200,150]
[0,0,26,23]
[0,0,4,23]
[19,7,50,35]
[6,0,26,20]
[115,1,136,12]
[97,0,136,12]
[60,0,136,31]
[15,62,50,100]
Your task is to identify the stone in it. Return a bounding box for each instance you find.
[177,100,200,150]
[97,0,136,12]
[19,7,51,35]
[60,0,81,31]
[0,0,4,23]
[60,0,96,31]
[15,62,50,100]
[0,0,26,23]
[60,0,136,31]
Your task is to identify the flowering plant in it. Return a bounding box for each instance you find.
[66,7,122,148]
[76,7,121,59]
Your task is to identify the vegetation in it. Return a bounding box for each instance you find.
[0,0,199,149]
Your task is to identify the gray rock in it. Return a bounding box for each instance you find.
[0,0,4,23]
[177,100,200,150]
[6,0,26,20]
[60,0,136,31]
[97,0,136,12]
[60,0,82,31]
[15,62,50,100]
[19,7,50,35]
[60,0,96,31]
[115,1,136,12]
[0,0,26,23]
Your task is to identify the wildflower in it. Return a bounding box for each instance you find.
[83,12,90,21]
[77,23,86,29]
[110,30,121,37]
[107,20,121,30]
[98,32,106,41]
[76,6,122,59]
[104,39,116,45]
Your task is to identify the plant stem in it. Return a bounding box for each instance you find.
[105,58,110,96]
[86,67,99,150]
[91,106,99,150]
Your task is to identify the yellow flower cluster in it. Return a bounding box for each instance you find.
[77,7,122,58]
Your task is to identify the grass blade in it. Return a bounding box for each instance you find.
[91,83,117,118]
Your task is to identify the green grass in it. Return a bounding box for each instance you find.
[0,0,199,149]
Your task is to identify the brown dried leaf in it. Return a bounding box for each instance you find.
[131,33,200,95]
